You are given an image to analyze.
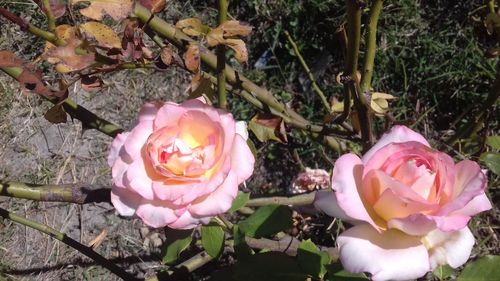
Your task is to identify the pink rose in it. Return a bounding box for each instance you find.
[315,126,492,281]
[107,98,254,229]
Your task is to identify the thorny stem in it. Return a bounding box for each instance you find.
[360,0,383,93]
[245,192,316,207]
[217,0,228,109]
[1,66,123,138]
[42,0,56,31]
[284,31,331,113]
[216,214,234,232]
[0,207,139,281]
[345,0,374,151]
[0,181,111,204]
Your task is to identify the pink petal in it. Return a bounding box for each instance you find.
[332,154,379,229]
[152,180,197,202]
[168,209,210,229]
[122,120,153,162]
[314,190,357,222]
[362,125,430,164]
[388,214,437,236]
[338,224,430,281]
[107,132,130,167]
[235,121,249,140]
[423,227,474,269]
[135,200,178,228]
[437,160,488,216]
[429,215,471,232]
[231,135,255,183]
[111,157,129,189]
[124,158,155,200]
[154,102,187,130]
[453,193,492,216]
[138,101,163,122]
[188,171,238,216]
[111,187,141,216]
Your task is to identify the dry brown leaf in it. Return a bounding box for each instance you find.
[81,75,103,92]
[0,50,24,67]
[176,18,210,37]
[44,104,67,124]
[138,0,166,13]
[45,37,95,73]
[160,45,173,65]
[190,73,215,101]
[370,92,395,116]
[184,43,200,73]
[206,28,224,47]
[225,38,248,63]
[79,22,121,49]
[219,20,252,37]
[71,0,132,21]
[249,114,288,143]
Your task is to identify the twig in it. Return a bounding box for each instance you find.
[245,235,338,259]
[42,0,56,31]
[245,192,316,207]
[217,0,228,109]
[360,0,383,93]
[284,31,331,113]
[0,207,139,281]
[147,251,214,281]
[0,180,111,204]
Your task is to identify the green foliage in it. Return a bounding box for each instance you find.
[161,228,193,265]
[486,135,500,149]
[480,152,500,176]
[297,239,330,278]
[229,191,251,213]
[325,262,369,281]
[433,265,455,280]
[458,255,500,281]
[233,251,309,281]
[238,205,292,238]
[201,223,225,258]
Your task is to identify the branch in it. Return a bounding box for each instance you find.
[0,207,139,281]
[217,0,228,109]
[245,235,338,259]
[1,67,124,138]
[284,31,331,113]
[245,192,316,207]
[0,180,111,204]
[42,0,56,31]
[360,0,383,93]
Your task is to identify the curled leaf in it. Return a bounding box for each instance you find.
[184,43,200,73]
[81,75,103,92]
[176,18,210,37]
[218,20,252,37]
[370,92,395,116]
[71,0,133,21]
[138,0,166,14]
[0,50,24,67]
[44,103,67,124]
[249,114,287,143]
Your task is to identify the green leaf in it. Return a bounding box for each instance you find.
[233,225,252,260]
[238,205,292,238]
[233,251,309,281]
[229,192,251,213]
[201,223,225,258]
[248,114,287,143]
[161,228,193,265]
[325,262,369,281]
[480,152,500,176]
[297,239,330,278]
[433,264,455,280]
[486,135,500,149]
[458,255,500,281]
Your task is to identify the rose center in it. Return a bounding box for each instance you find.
[393,159,436,200]
[157,138,207,176]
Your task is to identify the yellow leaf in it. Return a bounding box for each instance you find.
[176,18,210,37]
[225,38,248,63]
[79,22,121,49]
[206,28,224,47]
[370,92,395,116]
[71,0,133,21]
[219,20,252,37]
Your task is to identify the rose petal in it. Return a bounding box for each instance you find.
[235,121,249,140]
[437,160,488,216]
[188,171,238,216]
[314,190,357,222]
[154,102,188,129]
[388,214,437,236]
[111,187,141,216]
[362,125,430,164]
[107,132,129,167]
[231,134,255,183]
[337,224,430,281]
[136,200,179,228]
[122,120,153,162]
[138,101,163,122]
[111,157,129,189]
[125,158,155,200]
[453,193,492,216]
[168,210,211,229]
[332,154,379,229]
[423,227,474,269]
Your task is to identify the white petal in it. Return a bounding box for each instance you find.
[423,227,475,269]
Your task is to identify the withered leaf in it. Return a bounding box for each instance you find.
[206,21,251,63]
[44,103,67,124]
[79,22,122,49]
[138,0,166,13]
[88,229,108,250]
[18,69,66,98]
[184,43,200,73]
[71,0,133,21]
[189,73,215,101]
[176,18,210,37]
[249,114,288,143]
[160,45,173,65]
[218,20,252,37]
[38,0,66,18]
[0,50,24,67]
[81,75,103,92]
[225,38,248,63]
[370,92,395,116]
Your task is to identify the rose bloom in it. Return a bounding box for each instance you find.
[315,126,492,281]
[107,98,254,229]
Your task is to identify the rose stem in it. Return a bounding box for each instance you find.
[0,207,139,281]
[216,0,228,109]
